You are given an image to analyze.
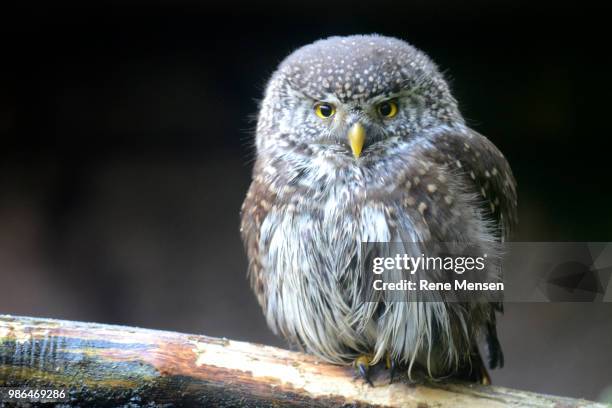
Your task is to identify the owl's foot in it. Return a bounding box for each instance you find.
[479,364,491,385]
[353,354,374,386]
[385,353,398,384]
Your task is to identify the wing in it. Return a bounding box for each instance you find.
[379,127,516,371]
[240,161,277,310]
[427,128,518,240]
[378,127,517,247]
[427,127,517,370]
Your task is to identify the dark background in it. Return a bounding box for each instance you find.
[1,1,611,402]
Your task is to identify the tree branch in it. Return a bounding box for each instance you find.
[0,315,606,407]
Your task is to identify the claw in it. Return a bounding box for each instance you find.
[385,353,397,384]
[480,364,491,385]
[353,354,374,386]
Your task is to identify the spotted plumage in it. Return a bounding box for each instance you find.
[241,35,517,383]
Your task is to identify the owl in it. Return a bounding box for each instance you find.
[240,35,517,385]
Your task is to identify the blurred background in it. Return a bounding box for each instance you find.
[1,1,611,401]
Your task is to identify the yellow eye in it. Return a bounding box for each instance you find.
[315,103,336,119]
[378,100,398,118]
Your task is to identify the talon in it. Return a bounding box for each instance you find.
[385,353,397,384]
[480,365,491,385]
[353,354,374,386]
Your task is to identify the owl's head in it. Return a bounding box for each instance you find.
[256,35,463,163]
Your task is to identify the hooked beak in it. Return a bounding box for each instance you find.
[347,122,365,158]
